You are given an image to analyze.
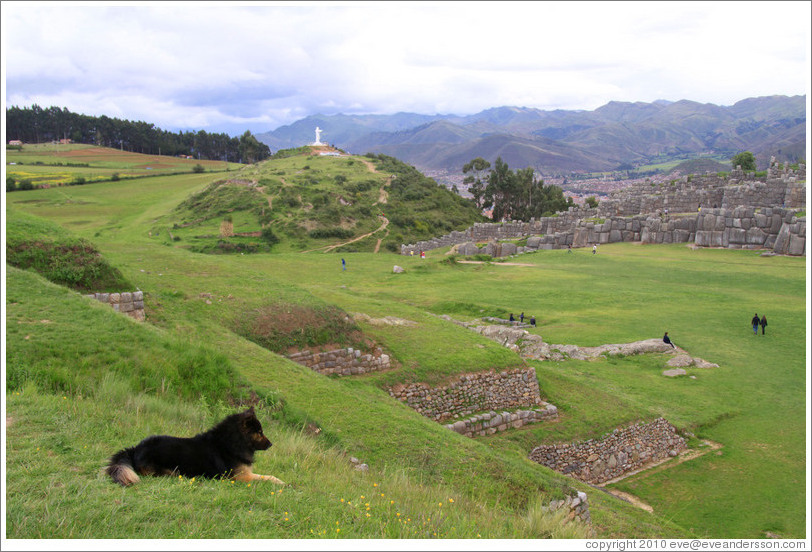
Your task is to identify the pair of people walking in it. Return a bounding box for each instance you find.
[752,313,767,335]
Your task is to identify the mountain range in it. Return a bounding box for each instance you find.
[255,95,806,175]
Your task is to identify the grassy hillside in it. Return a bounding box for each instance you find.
[4,159,807,541]
[153,148,486,254]
[6,207,133,292]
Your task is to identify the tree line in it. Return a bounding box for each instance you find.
[463,157,574,221]
[5,105,271,163]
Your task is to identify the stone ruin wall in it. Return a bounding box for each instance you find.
[528,418,687,485]
[388,367,544,423]
[597,161,805,217]
[402,162,806,256]
[546,491,591,526]
[287,347,391,376]
[443,405,558,438]
[85,291,145,321]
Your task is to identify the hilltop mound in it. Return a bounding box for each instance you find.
[667,158,730,175]
[165,150,486,253]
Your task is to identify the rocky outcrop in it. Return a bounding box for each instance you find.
[545,491,591,525]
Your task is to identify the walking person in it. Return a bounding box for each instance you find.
[341,258,346,271]
[593,244,597,255]
[663,332,676,349]
[751,313,760,335]
[520,312,525,324]
[760,314,768,335]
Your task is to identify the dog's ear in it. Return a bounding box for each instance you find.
[243,406,255,417]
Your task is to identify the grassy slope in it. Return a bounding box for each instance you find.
[6,267,606,539]
[5,160,807,539]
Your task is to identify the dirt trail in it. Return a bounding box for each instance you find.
[302,215,389,253]
[361,156,391,206]
[302,156,392,253]
[323,216,389,252]
[457,260,535,267]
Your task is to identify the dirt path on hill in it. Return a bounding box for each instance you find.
[456,260,536,267]
[302,215,390,253]
[302,157,392,253]
[361,157,391,206]
[323,216,389,252]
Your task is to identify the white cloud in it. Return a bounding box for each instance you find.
[3,1,809,134]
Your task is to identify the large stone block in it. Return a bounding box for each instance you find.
[788,234,805,256]
[728,227,746,244]
[746,227,766,245]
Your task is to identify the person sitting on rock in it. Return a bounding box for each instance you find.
[663,332,676,349]
[530,316,536,327]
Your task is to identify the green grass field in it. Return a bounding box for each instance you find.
[4,154,808,541]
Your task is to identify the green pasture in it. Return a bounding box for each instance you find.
[4,163,808,540]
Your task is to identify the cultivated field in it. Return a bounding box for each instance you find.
[4,155,807,541]
[6,143,241,187]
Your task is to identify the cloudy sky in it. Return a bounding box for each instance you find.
[2,1,810,136]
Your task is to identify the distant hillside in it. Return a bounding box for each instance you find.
[256,95,806,175]
[164,148,486,254]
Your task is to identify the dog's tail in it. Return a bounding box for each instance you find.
[106,448,140,486]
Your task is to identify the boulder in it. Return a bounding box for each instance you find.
[392,265,405,273]
[662,368,687,377]
[666,354,694,367]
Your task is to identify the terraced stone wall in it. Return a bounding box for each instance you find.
[529,418,687,485]
[287,347,391,376]
[388,367,543,422]
[85,291,145,321]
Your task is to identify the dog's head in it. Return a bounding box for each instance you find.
[241,406,272,451]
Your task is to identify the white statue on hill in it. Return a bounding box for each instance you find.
[313,127,324,146]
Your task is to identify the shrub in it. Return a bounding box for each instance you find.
[234,302,367,353]
[192,164,205,173]
[261,226,279,245]
[6,238,132,292]
[7,176,16,192]
[71,176,86,186]
[18,179,34,191]
[308,228,354,240]
[111,173,120,181]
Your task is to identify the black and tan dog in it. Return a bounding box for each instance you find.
[106,407,285,486]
